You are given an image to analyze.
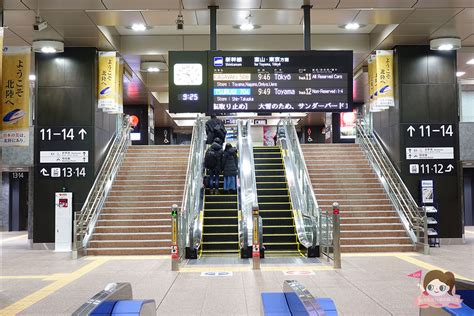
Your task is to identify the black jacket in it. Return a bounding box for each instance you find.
[205,118,226,144]
[206,142,223,172]
[222,148,239,176]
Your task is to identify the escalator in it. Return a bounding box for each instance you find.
[254,146,300,256]
[201,187,240,256]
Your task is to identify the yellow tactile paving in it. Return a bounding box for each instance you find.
[395,254,474,282]
[0,234,28,244]
[0,258,108,316]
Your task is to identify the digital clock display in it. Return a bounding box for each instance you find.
[178,93,199,101]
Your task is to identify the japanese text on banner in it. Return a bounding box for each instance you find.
[1,46,31,147]
[98,51,117,110]
[376,50,395,108]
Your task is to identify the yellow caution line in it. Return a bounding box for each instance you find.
[394,254,473,282]
[0,258,109,316]
[85,255,169,260]
[0,234,28,244]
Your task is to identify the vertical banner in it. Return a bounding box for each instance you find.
[98,51,116,110]
[1,47,31,146]
[117,58,124,114]
[0,28,4,107]
[376,50,395,108]
[367,55,375,112]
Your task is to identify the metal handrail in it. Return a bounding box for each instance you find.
[237,120,259,252]
[179,117,206,258]
[356,118,429,254]
[72,115,131,258]
[277,118,319,250]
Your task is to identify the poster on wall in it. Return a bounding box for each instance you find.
[1,46,31,147]
[97,51,117,110]
[340,110,357,139]
[263,126,276,146]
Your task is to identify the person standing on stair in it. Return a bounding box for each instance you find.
[205,114,227,145]
[204,139,224,195]
[222,143,239,194]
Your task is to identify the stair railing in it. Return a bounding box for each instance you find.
[180,117,206,259]
[237,119,260,255]
[277,118,320,253]
[72,115,131,258]
[356,118,429,254]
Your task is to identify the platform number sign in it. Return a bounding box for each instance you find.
[39,128,88,141]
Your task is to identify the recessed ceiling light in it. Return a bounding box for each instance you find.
[345,23,360,30]
[430,38,461,51]
[29,74,36,81]
[467,59,474,65]
[130,23,148,31]
[32,40,64,54]
[141,61,168,73]
[237,14,260,32]
[456,71,466,77]
[147,67,160,72]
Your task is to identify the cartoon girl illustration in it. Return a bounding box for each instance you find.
[417,270,463,308]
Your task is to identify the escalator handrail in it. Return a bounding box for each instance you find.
[237,119,259,248]
[277,118,320,249]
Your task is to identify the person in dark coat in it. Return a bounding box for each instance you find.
[205,114,227,145]
[222,143,238,194]
[204,140,224,195]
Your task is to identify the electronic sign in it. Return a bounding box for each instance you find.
[168,50,353,114]
[209,51,353,113]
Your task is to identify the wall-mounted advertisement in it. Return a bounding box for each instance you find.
[98,51,116,111]
[1,46,31,147]
[340,110,357,139]
[368,50,394,112]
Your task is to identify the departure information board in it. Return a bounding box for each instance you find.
[168,50,353,113]
[209,51,353,113]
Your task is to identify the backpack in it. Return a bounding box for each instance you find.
[204,149,218,169]
[213,121,226,141]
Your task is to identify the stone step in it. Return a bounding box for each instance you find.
[341,230,408,238]
[114,178,186,184]
[341,244,414,253]
[94,225,171,234]
[109,190,183,196]
[340,223,404,230]
[339,211,398,217]
[314,188,385,194]
[341,237,412,245]
[97,219,171,226]
[107,195,182,202]
[101,206,175,214]
[110,186,184,192]
[305,163,369,169]
[316,193,388,200]
[119,167,187,173]
[317,199,391,206]
[89,240,171,248]
[87,247,169,256]
[91,232,171,241]
[116,172,187,179]
[313,183,382,189]
[341,216,402,224]
[314,178,381,184]
[104,201,180,208]
[100,213,171,220]
[318,205,394,211]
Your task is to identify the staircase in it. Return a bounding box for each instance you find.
[254,146,300,256]
[87,145,189,255]
[301,144,413,253]
[201,186,239,256]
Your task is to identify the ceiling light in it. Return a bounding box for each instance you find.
[467,59,474,65]
[130,23,147,31]
[456,72,466,77]
[345,23,360,30]
[430,37,461,51]
[32,40,64,54]
[141,61,168,73]
[239,15,256,31]
[29,74,36,81]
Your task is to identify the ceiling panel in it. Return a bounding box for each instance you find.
[310,0,340,9]
[21,0,106,10]
[3,29,30,45]
[431,23,474,40]
[102,0,180,10]
[7,25,64,42]
[415,0,474,8]
[450,8,474,24]
[4,10,36,26]
[310,9,359,25]
[86,11,146,26]
[403,8,462,24]
[197,9,303,25]
[337,0,417,9]
[4,0,29,9]
[53,25,101,38]
[40,10,95,25]
[182,0,262,10]
[63,37,99,47]
[354,9,413,24]
[462,35,474,46]
[142,10,198,25]
[392,23,441,36]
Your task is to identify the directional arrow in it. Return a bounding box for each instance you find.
[407,126,415,137]
[40,168,50,176]
[446,164,454,172]
[78,129,87,140]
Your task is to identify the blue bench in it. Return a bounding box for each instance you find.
[262,280,338,316]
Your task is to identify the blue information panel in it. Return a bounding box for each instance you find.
[209,51,353,113]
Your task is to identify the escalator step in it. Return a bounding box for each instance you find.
[263,226,295,234]
[204,225,238,234]
[203,233,239,243]
[255,176,287,182]
[257,188,288,196]
[254,158,283,164]
[263,234,298,243]
[205,202,238,209]
[256,170,285,176]
[262,218,294,226]
[203,217,238,225]
[253,147,281,154]
[204,209,238,217]
[254,152,282,159]
[263,243,299,251]
[258,195,290,203]
[202,242,240,251]
[259,210,293,217]
[257,182,288,189]
[259,202,291,210]
[205,195,238,202]
[255,164,285,170]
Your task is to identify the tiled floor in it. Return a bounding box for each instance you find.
[1,229,473,315]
